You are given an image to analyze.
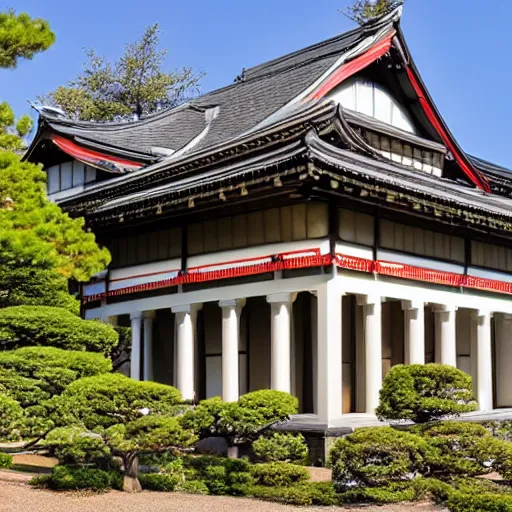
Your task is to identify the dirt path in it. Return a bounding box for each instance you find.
[0,480,444,512]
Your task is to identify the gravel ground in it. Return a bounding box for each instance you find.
[0,480,444,512]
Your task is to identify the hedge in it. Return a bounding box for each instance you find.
[250,462,309,487]
[0,306,118,354]
[252,432,308,464]
[48,465,123,491]
[139,473,181,492]
[249,482,338,507]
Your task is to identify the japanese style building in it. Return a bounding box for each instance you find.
[25,7,512,425]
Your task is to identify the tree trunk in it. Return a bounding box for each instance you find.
[123,452,142,492]
[227,446,239,459]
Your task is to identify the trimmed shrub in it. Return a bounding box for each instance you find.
[250,462,309,487]
[252,432,308,464]
[0,306,118,354]
[339,483,419,505]
[0,452,13,469]
[49,465,119,491]
[50,373,182,429]
[28,474,51,488]
[329,427,430,491]
[43,427,111,466]
[238,390,298,421]
[182,456,253,496]
[249,482,338,506]
[139,473,180,492]
[415,422,499,478]
[376,364,476,423]
[0,393,23,441]
[179,479,209,495]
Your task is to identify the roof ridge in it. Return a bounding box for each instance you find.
[42,102,205,131]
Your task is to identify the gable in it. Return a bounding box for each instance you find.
[328,75,417,134]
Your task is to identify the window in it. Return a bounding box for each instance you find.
[45,160,97,193]
[329,77,417,134]
[338,209,374,246]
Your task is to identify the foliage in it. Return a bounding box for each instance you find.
[43,427,111,466]
[0,452,12,468]
[182,456,254,496]
[0,152,110,283]
[414,422,499,478]
[252,432,308,464]
[249,482,339,507]
[0,393,23,440]
[0,10,55,69]
[250,462,309,487]
[139,472,180,492]
[181,390,298,445]
[376,364,476,423]
[0,101,33,151]
[0,266,79,313]
[48,465,122,491]
[179,479,210,495]
[51,373,182,430]
[339,482,420,504]
[0,307,118,353]
[43,24,203,121]
[342,0,403,25]
[104,415,196,454]
[329,427,430,491]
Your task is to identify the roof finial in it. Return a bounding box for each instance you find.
[234,67,246,83]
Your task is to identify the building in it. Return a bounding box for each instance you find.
[25,7,512,425]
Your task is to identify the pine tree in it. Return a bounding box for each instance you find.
[343,0,403,25]
[43,23,204,121]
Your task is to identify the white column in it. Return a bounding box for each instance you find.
[316,279,343,423]
[267,293,295,393]
[476,310,493,411]
[219,299,245,402]
[172,304,201,401]
[143,311,156,381]
[433,305,458,367]
[402,300,425,365]
[358,295,382,414]
[495,314,512,408]
[130,312,143,381]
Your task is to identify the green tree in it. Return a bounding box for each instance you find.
[43,23,203,121]
[0,10,55,69]
[342,0,403,25]
[376,364,477,423]
[0,102,33,151]
[0,151,111,284]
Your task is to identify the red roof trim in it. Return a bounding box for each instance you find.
[51,135,144,173]
[405,67,490,193]
[308,31,395,100]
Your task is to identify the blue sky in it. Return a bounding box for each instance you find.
[3,0,512,168]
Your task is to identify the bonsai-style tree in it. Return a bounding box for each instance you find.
[376,364,477,424]
[45,373,193,492]
[181,390,298,457]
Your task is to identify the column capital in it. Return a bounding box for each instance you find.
[142,310,156,320]
[356,294,383,307]
[476,309,493,319]
[219,298,246,309]
[266,292,297,305]
[401,300,424,311]
[432,304,458,314]
[130,311,144,321]
[172,303,203,314]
